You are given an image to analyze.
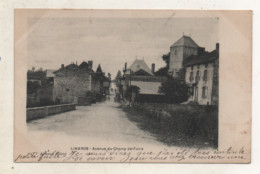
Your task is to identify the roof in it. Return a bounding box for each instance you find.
[78,61,93,72]
[46,70,55,78]
[53,63,78,74]
[183,50,219,67]
[125,75,167,82]
[171,35,199,48]
[127,59,153,76]
[134,69,152,76]
[96,64,103,73]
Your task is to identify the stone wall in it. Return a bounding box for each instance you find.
[26,103,76,122]
[53,72,92,103]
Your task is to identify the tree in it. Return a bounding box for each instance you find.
[154,52,170,76]
[114,70,122,86]
[162,52,170,68]
[158,77,189,103]
[107,73,111,80]
[154,66,169,76]
[125,85,140,106]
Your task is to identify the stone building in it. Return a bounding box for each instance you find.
[53,61,98,104]
[183,43,219,105]
[168,35,199,77]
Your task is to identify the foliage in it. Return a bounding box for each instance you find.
[158,77,189,103]
[27,81,41,94]
[125,85,140,100]
[129,103,218,148]
[162,52,170,68]
[154,66,169,76]
[107,73,111,80]
[114,70,122,87]
[154,52,170,76]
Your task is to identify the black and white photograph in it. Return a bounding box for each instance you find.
[14,9,251,163]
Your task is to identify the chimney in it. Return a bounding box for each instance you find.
[124,62,127,71]
[197,47,205,56]
[151,63,155,73]
[216,43,219,52]
[88,61,93,69]
[61,64,64,69]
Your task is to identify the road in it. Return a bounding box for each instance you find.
[28,99,164,147]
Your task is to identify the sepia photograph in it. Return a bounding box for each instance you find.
[14,9,251,163]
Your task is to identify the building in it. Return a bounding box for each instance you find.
[121,59,167,103]
[183,43,219,105]
[53,61,102,104]
[125,59,154,76]
[168,35,199,77]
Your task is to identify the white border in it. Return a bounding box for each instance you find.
[0,0,259,173]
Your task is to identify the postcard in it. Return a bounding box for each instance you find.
[14,9,252,163]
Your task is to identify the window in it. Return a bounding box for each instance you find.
[205,63,208,68]
[191,66,193,70]
[203,70,208,81]
[202,86,208,98]
[189,72,194,82]
[195,70,200,82]
[197,65,200,69]
[175,50,177,55]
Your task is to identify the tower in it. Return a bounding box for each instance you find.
[168,35,199,77]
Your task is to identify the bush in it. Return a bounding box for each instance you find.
[158,77,189,103]
[133,103,218,148]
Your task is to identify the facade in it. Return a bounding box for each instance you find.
[183,43,219,105]
[121,59,167,102]
[168,35,199,77]
[53,61,96,104]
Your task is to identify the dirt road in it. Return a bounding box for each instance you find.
[28,100,164,147]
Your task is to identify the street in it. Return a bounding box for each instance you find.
[28,99,164,147]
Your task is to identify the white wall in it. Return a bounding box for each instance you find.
[185,63,214,105]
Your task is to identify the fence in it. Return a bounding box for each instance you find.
[27,103,76,122]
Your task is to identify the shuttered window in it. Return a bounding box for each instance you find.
[203,70,208,81]
[202,86,208,98]
[189,72,194,82]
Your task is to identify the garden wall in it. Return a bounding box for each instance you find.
[27,103,76,122]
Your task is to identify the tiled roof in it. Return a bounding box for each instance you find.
[183,50,219,67]
[126,59,153,76]
[171,35,199,48]
[54,63,78,74]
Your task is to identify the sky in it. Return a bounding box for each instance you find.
[27,16,218,78]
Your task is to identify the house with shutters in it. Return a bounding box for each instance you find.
[183,43,219,105]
